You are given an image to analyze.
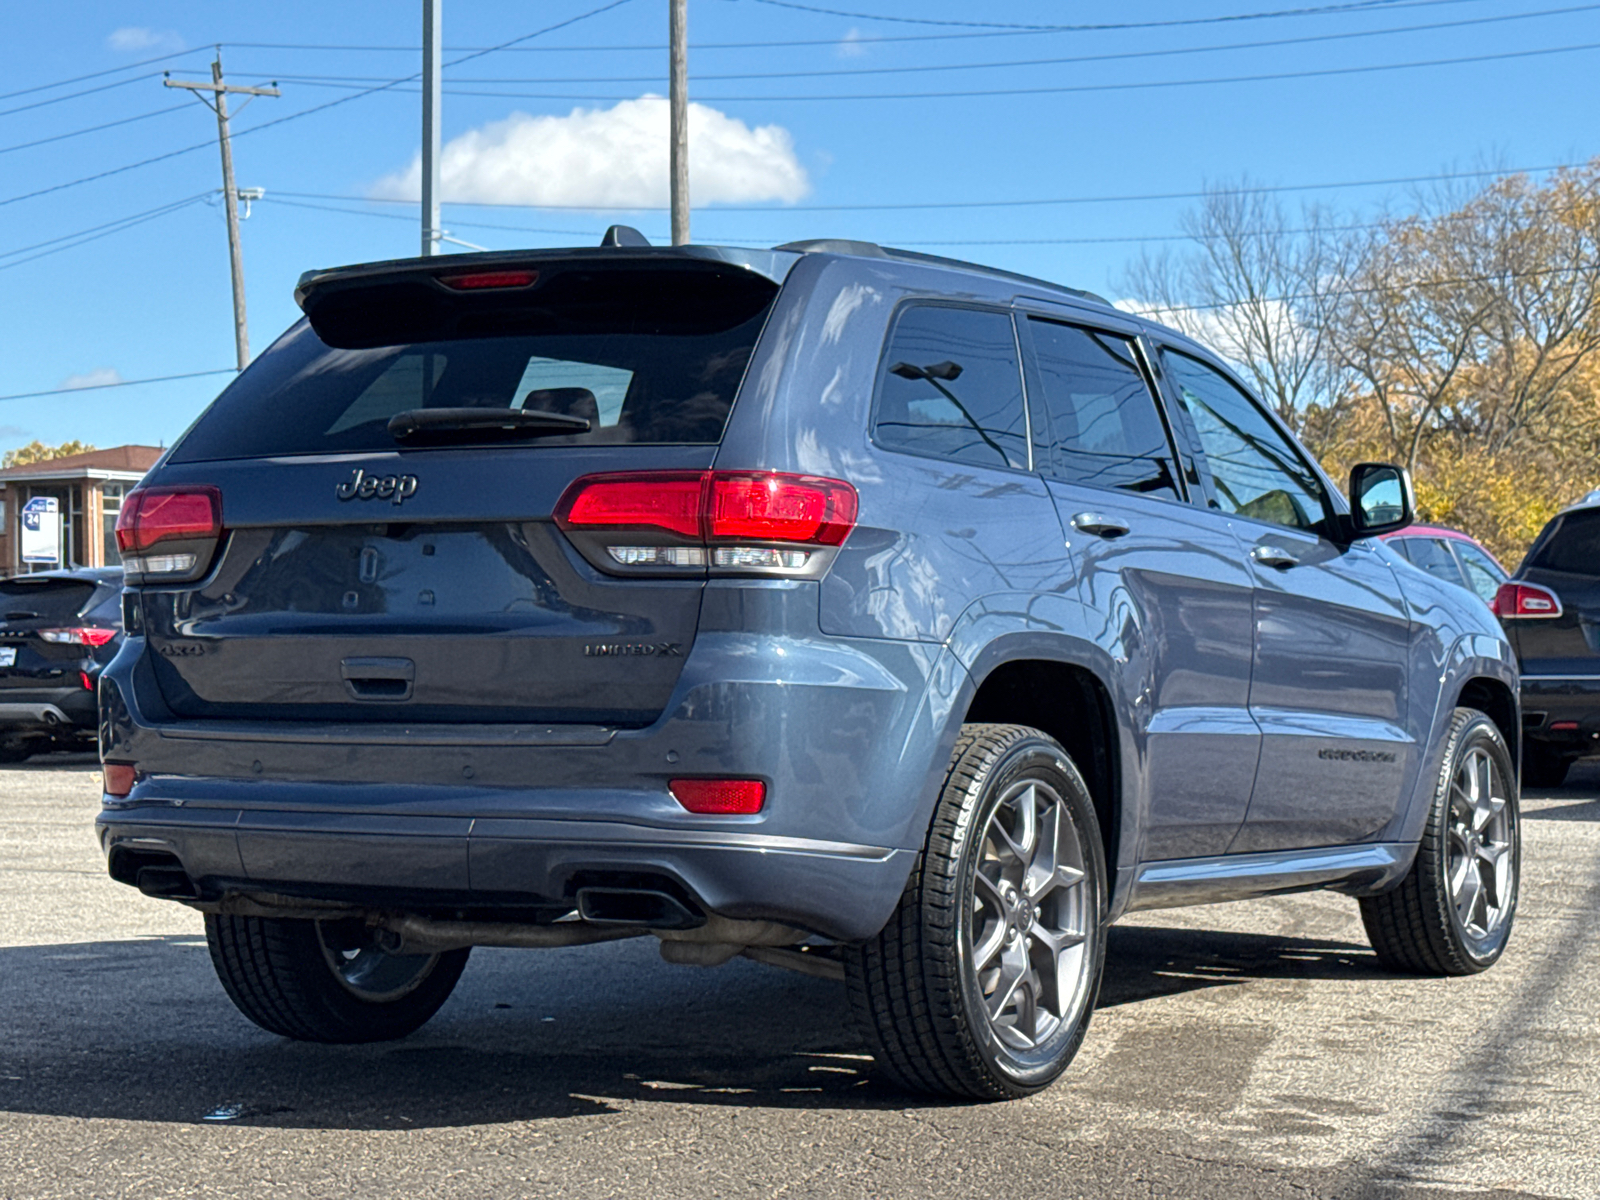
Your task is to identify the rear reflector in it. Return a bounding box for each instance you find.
[1491,582,1563,618]
[39,627,117,647]
[103,763,136,798]
[1550,721,1580,732]
[437,269,538,291]
[669,778,766,815]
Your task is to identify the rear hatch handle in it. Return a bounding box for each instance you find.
[341,657,415,702]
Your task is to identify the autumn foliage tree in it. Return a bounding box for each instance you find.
[1,440,96,469]
[1123,162,1600,566]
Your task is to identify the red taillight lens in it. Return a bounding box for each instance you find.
[80,670,94,691]
[38,627,117,647]
[115,486,221,554]
[555,471,858,551]
[669,778,766,815]
[437,269,538,291]
[557,471,706,538]
[1491,582,1563,618]
[103,763,136,798]
[706,473,858,546]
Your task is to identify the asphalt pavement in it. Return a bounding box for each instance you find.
[2,754,1598,1199]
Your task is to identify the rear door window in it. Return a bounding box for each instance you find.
[1452,543,1506,604]
[1403,537,1468,588]
[874,306,1028,471]
[1026,318,1179,500]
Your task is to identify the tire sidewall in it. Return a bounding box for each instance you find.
[948,735,1107,1091]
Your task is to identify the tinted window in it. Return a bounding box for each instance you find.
[1162,350,1328,531]
[875,306,1027,470]
[1387,538,1415,563]
[1453,543,1506,604]
[1402,537,1467,588]
[1531,508,1600,574]
[0,579,96,623]
[171,268,777,462]
[84,585,125,625]
[1028,319,1178,500]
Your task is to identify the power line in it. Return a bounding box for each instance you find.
[746,0,1469,32]
[0,194,214,273]
[0,0,638,213]
[0,103,190,157]
[0,71,172,119]
[275,160,1593,214]
[216,0,1488,52]
[249,3,1600,86]
[315,39,1600,104]
[0,47,207,103]
[0,369,237,404]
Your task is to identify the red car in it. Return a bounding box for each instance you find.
[1381,524,1509,608]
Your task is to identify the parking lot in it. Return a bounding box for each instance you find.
[0,755,1595,1200]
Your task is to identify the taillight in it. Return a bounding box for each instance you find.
[38,627,117,647]
[115,486,222,584]
[102,763,136,798]
[669,778,766,815]
[1491,582,1563,619]
[555,470,857,576]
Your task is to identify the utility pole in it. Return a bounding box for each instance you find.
[669,0,689,245]
[166,56,278,370]
[421,0,443,256]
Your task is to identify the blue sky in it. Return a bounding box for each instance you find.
[1,0,1596,458]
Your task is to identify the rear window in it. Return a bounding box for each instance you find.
[0,579,96,623]
[1529,508,1600,574]
[170,264,778,462]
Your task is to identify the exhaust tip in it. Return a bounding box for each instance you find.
[576,887,704,930]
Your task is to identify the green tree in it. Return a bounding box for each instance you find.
[1,440,96,469]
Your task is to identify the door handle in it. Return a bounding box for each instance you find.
[1070,512,1130,539]
[1251,544,1301,569]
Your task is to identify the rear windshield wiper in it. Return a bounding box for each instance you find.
[387,407,591,445]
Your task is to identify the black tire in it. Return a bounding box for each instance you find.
[0,741,33,764]
[1522,742,1573,790]
[845,723,1108,1100]
[205,914,470,1043]
[1360,708,1519,976]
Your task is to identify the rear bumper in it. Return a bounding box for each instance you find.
[1521,674,1600,754]
[95,799,913,942]
[0,688,96,734]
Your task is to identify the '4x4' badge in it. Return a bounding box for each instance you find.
[336,468,418,506]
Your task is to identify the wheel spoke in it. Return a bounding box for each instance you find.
[986,942,1029,1022]
[1455,867,1485,932]
[1475,792,1506,835]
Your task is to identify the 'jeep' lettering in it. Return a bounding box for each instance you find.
[336,468,419,506]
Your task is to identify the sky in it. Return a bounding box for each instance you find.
[0,0,1597,459]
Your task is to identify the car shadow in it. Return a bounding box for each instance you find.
[0,921,1387,1128]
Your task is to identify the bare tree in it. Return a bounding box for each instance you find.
[1120,185,1355,441]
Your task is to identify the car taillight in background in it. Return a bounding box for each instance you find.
[1490,582,1564,619]
[556,470,858,576]
[115,486,222,584]
[38,627,117,647]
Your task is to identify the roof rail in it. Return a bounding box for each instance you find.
[771,238,1110,307]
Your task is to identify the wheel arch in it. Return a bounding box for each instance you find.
[1456,674,1520,767]
[961,656,1123,908]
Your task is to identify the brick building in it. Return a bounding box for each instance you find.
[0,445,162,576]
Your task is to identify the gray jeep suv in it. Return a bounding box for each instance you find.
[96,236,1521,1099]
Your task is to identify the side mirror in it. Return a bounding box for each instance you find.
[1348,462,1414,538]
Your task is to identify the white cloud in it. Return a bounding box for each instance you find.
[371,96,809,209]
[57,368,124,391]
[837,28,867,58]
[107,27,184,53]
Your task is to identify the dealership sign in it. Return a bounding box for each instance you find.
[20,496,61,565]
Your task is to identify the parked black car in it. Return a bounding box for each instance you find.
[0,567,123,761]
[1495,499,1600,787]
